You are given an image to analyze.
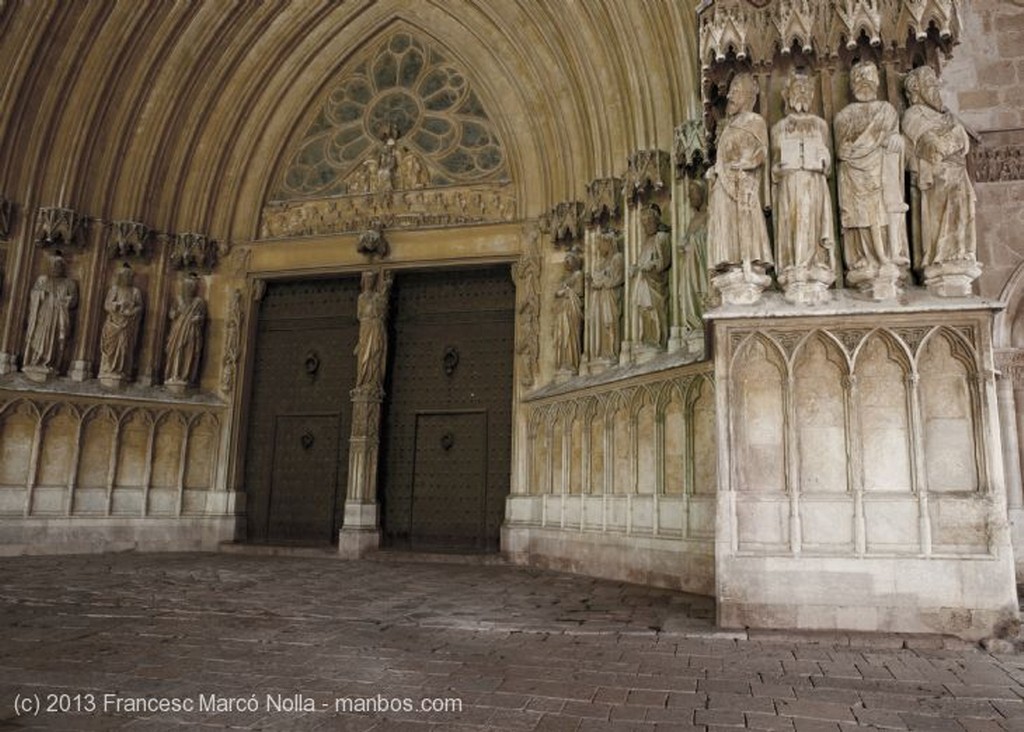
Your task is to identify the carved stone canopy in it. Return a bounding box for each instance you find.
[35,206,86,248]
[169,232,221,270]
[547,201,585,246]
[675,120,709,178]
[584,178,623,225]
[623,150,671,207]
[108,220,150,259]
[699,0,963,69]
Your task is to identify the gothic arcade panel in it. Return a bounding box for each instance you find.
[380,266,514,551]
[244,278,360,543]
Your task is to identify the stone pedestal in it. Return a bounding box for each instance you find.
[848,262,904,301]
[338,502,381,558]
[708,293,1018,639]
[69,360,92,382]
[98,373,125,389]
[21,365,54,383]
[778,265,834,306]
[338,387,384,558]
[711,266,772,306]
[924,260,983,298]
[164,379,189,395]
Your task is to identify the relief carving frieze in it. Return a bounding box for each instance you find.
[971,146,1024,183]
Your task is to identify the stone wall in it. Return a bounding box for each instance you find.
[504,359,716,595]
[0,386,236,554]
[711,303,1018,639]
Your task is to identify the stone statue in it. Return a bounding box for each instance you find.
[23,251,78,381]
[633,204,671,349]
[833,60,909,300]
[98,264,144,387]
[552,249,584,377]
[771,70,836,305]
[678,180,709,337]
[588,229,624,363]
[707,72,772,305]
[354,269,393,392]
[164,273,207,392]
[902,65,980,297]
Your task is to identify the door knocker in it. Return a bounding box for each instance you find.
[304,350,321,378]
[440,431,455,451]
[300,431,315,450]
[443,346,459,376]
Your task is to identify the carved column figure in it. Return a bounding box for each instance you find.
[771,69,836,305]
[511,227,542,387]
[678,180,709,351]
[633,204,671,350]
[98,263,144,388]
[220,288,243,395]
[833,60,909,301]
[707,72,773,305]
[902,65,980,297]
[340,268,394,558]
[22,250,78,382]
[587,229,625,367]
[164,272,207,393]
[552,249,585,379]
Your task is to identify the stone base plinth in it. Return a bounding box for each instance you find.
[164,379,189,395]
[779,264,834,306]
[98,372,125,389]
[848,262,904,301]
[21,365,54,383]
[69,360,92,382]
[712,266,772,306]
[708,295,1017,638]
[924,260,983,298]
[338,501,380,558]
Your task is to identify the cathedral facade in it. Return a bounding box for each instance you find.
[0,0,1022,640]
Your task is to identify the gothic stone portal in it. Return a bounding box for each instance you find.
[380,267,515,552]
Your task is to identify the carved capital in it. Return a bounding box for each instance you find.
[623,150,671,207]
[357,219,389,259]
[107,220,150,259]
[35,206,86,248]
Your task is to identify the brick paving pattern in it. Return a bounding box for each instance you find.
[0,552,1023,730]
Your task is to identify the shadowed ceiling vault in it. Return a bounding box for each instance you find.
[0,0,699,244]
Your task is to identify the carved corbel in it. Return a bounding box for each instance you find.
[35,206,86,248]
[107,220,150,259]
[357,218,389,259]
[584,179,623,226]
[623,150,671,207]
[547,201,585,247]
[0,195,12,239]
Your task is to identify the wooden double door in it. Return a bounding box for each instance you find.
[244,266,514,551]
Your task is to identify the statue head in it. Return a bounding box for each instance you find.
[47,251,66,278]
[904,65,943,111]
[597,229,620,256]
[181,272,199,299]
[115,263,134,287]
[563,249,582,273]
[641,203,662,234]
[782,70,814,114]
[850,60,880,102]
[360,269,377,291]
[726,73,759,115]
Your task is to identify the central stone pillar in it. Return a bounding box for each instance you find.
[338,269,392,558]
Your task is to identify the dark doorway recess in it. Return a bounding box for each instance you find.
[244,277,360,545]
[379,266,515,552]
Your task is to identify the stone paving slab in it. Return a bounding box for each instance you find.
[0,553,1021,730]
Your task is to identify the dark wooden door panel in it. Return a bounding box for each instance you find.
[268,414,340,544]
[411,412,487,550]
[244,278,359,543]
[381,266,514,552]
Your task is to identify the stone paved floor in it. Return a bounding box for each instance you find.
[1,553,1024,731]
